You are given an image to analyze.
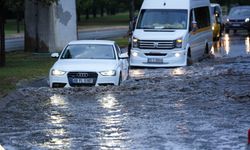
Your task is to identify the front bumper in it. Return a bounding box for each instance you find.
[130,48,187,67]
[225,21,250,30]
[49,72,119,88]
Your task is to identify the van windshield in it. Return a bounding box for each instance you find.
[137,9,188,30]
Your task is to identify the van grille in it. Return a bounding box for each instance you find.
[139,40,175,49]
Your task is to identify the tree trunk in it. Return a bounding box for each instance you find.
[35,0,39,52]
[129,0,135,21]
[16,13,21,33]
[92,0,97,18]
[100,6,104,17]
[86,9,90,20]
[0,13,5,67]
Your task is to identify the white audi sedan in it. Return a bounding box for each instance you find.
[49,40,129,88]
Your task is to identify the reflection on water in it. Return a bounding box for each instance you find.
[98,94,127,149]
[40,95,70,149]
[246,36,250,53]
[213,33,250,57]
[224,34,230,55]
[129,69,145,78]
[171,68,185,76]
[174,99,190,137]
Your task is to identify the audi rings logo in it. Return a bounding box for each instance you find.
[76,73,89,78]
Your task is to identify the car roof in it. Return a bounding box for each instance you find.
[68,40,115,45]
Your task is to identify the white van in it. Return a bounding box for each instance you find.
[130,0,213,67]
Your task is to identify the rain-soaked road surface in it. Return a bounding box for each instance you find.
[0,32,250,150]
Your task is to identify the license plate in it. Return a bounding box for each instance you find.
[72,78,94,84]
[232,23,240,27]
[148,58,163,64]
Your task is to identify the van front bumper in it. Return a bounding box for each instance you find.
[130,49,187,67]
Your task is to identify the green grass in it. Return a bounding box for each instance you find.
[114,37,129,48]
[0,52,55,97]
[5,20,24,36]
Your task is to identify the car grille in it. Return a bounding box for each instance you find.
[67,72,98,87]
[139,40,175,49]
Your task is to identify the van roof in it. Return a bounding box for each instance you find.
[141,0,210,9]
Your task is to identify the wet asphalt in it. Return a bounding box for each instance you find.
[0,32,250,150]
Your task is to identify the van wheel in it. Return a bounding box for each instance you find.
[187,50,193,66]
[118,73,122,85]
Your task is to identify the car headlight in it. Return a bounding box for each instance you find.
[100,70,116,76]
[132,37,139,48]
[226,18,230,22]
[51,69,66,76]
[175,38,183,48]
[245,18,250,23]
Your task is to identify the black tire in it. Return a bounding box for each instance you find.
[118,73,122,86]
[187,50,193,66]
[225,29,229,34]
[233,30,237,33]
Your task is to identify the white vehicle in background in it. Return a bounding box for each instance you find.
[130,0,213,67]
[49,40,129,88]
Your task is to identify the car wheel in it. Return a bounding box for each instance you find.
[225,29,229,34]
[233,30,237,33]
[118,73,122,85]
[187,50,193,66]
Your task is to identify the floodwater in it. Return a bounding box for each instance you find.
[0,32,250,150]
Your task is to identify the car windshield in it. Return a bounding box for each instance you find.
[229,7,250,17]
[136,9,188,30]
[60,44,115,59]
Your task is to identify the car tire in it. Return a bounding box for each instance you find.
[187,50,193,66]
[118,73,122,86]
[225,29,230,34]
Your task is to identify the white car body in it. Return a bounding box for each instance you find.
[130,0,213,67]
[49,40,129,88]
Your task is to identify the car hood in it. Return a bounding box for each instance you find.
[228,16,249,20]
[51,59,118,72]
[133,29,187,40]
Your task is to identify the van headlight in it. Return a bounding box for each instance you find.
[175,38,183,48]
[100,70,116,76]
[245,18,250,23]
[132,37,139,48]
[51,69,66,76]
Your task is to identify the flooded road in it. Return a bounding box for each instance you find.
[0,33,250,150]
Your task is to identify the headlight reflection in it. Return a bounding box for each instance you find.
[224,34,230,55]
[98,94,127,149]
[40,95,71,149]
[246,36,250,54]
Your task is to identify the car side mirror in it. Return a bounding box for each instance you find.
[119,53,129,59]
[51,53,59,58]
[192,21,198,32]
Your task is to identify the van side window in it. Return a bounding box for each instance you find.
[194,6,211,29]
